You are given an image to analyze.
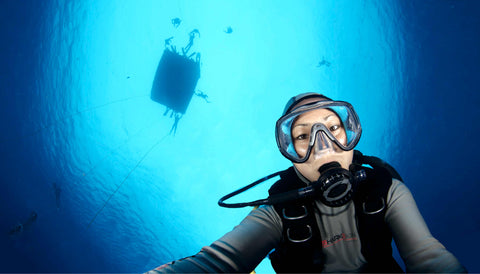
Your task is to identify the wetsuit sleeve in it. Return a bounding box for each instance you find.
[385,179,467,273]
[146,205,283,273]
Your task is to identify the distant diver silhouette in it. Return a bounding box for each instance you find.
[171,18,181,28]
[317,57,331,67]
[9,211,37,236]
[165,36,174,48]
[182,29,200,56]
[224,26,233,34]
[169,113,182,135]
[163,107,170,116]
[195,91,211,103]
[53,182,61,209]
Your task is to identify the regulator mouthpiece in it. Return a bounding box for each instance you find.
[315,162,357,207]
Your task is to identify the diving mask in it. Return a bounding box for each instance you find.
[275,98,362,163]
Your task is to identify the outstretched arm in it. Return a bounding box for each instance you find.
[146,205,282,273]
[385,179,467,273]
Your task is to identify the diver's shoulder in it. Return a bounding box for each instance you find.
[390,178,409,193]
[387,178,414,206]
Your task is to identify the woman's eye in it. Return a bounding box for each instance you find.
[295,134,309,140]
[329,125,340,132]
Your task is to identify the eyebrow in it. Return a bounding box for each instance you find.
[292,123,309,129]
[292,114,336,129]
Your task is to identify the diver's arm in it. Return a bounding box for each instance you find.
[385,179,467,273]
[146,205,282,273]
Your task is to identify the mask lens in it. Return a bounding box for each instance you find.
[328,105,360,147]
[276,101,362,163]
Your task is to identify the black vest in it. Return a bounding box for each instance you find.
[268,153,404,273]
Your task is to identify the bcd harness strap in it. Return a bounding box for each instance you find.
[268,151,404,273]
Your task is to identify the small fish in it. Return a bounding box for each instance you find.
[317,57,331,68]
[224,26,233,34]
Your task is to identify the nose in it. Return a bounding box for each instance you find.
[312,130,335,159]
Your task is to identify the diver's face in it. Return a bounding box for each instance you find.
[291,99,353,182]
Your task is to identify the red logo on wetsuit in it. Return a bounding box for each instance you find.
[322,232,358,248]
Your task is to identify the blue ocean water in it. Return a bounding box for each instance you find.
[0,0,478,272]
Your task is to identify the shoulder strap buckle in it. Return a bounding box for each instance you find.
[287,225,313,243]
[282,205,308,220]
[362,197,385,215]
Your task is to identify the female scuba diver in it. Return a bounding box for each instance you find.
[147,93,466,273]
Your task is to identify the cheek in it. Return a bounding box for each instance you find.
[338,134,347,146]
[294,142,308,157]
[334,129,348,146]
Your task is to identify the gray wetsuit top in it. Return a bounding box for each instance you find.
[147,178,466,273]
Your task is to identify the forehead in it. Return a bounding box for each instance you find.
[293,108,338,125]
